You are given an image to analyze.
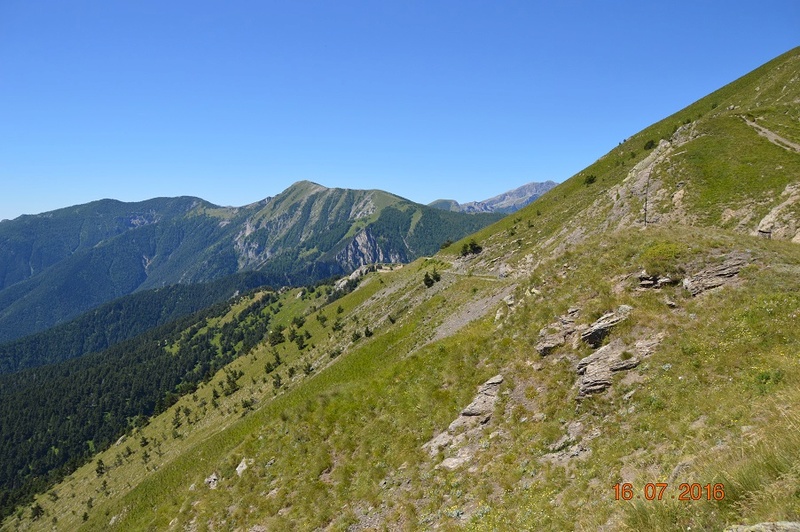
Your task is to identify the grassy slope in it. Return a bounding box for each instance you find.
[5,48,800,531]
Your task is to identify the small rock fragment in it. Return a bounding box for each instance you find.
[204,472,219,490]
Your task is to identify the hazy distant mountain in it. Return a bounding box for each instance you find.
[429,180,557,214]
[0,181,502,342]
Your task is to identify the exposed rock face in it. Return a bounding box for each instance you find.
[576,335,662,398]
[683,252,749,296]
[459,374,503,422]
[580,305,632,348]
[334,228,407,271]
[422,375,503,470]
[753,183,800,242]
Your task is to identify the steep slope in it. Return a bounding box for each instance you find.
[430,180,557,213]
[4,47,800,531]
[0,183,501,343]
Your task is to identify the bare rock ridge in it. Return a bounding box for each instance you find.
[533,307,581,356]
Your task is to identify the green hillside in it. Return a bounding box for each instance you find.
[3,47,800,531]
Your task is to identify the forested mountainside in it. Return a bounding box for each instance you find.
[0,271,275,374]
[0,182,501,343]
[3,47,800,531]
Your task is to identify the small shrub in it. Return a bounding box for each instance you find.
[755,369,784,394]
[644,139,657,150]
[640,242,685,277]
[460,239,483,257]
[30,503,44,521]
[583,174,597,186]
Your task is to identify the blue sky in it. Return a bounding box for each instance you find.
[0,1,797,221]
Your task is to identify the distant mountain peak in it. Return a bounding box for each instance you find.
[430,180,557,214]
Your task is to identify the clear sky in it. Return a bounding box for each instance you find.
[0,1,797,221]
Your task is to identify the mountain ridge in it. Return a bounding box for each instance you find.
[0,181,502,342]
[429,180,558,214]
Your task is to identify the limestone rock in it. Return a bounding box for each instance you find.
[422,375,504,468]
[576,336,661,398]
[535,307,580,355]
[683,252,749,296]
[204,472,219,489]
[580,305,632,347]
[725,524,800,532]
[458,374,503,422]
[638,270,679,289]
[236,458,249,477]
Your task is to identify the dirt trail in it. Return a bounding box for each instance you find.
[743,117,800,153]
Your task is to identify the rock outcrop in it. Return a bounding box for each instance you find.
[637,270,679,289]
[534,307,580,356]
[580,305,632,348]
[422,375,503,470]
[576,335,662,398]
[335,228,407,271]
[683,252,749,296]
